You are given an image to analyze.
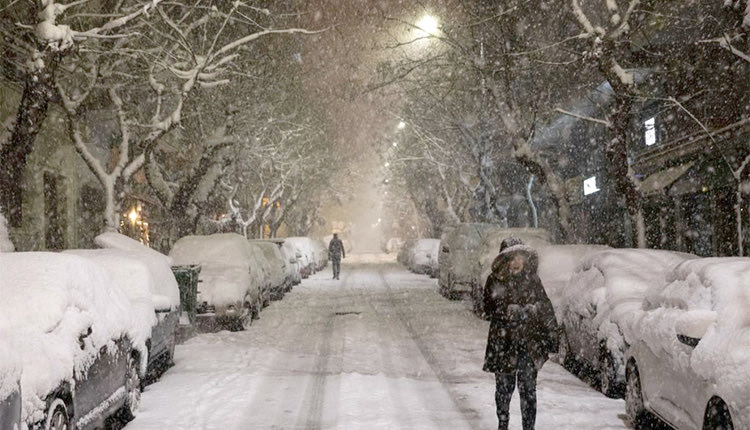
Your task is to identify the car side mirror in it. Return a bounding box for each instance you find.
[675,310,717,348]
[677,334,700,348]
[290,258,296,264]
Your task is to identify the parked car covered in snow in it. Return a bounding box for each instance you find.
[280,240,303,286]
[0,339,22,430]
[397,238,417,267]
[169,233,263,331]
[557,248,696,398]
[249,240,286,301]
[284,237,319,278]
[311,238,329,271]
[625,258,750,429]
[438,223,504,299]
[471,228,553,313]
[0,252,143,429]
[66,234,181,383]
[408,238,440,277]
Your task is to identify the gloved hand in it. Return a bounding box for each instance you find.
[507,304,529,324]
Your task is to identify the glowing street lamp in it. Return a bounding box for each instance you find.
[415,14,440,37]
[397,121,406,130]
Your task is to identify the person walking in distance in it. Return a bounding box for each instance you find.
[483,237,558,430]
[328,233,345,280]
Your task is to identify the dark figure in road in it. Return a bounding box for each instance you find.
[328,233,345,280]
[483,237,558,430]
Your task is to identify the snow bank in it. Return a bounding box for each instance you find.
[169,234,257,307]
[0,212,14,252]
[0,252,136,424]
[94,233,179,309]
[634,258,750,417]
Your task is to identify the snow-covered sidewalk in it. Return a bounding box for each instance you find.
[124,257,629,430]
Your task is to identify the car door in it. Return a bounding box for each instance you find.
[74,335,128,428]
[643,312,704,429]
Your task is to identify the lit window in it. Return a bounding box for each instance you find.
[644,117,656,146]
[583,176,600,196]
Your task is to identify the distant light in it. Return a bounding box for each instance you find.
[393,142,398,147]
[415,14,440,37]
[385,162,390,167]
[397,121,406,130]
[377,218,382,223]
[644,117,656,146]
[583,176,600,196]
[128,208,138,224]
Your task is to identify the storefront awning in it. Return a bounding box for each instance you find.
[638,161,695,196]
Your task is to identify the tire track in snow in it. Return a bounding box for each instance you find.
[376,265,483,428]
[293,268,352,429]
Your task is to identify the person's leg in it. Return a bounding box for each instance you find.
[516,350,538,430]
[495,372,516,430]
[333,259,340,279]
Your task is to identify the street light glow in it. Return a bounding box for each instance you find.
[397,121,406,130]
[415,14,439,37]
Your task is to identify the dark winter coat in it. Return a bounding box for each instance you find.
[328,237,345,261]
[483,245,559,374]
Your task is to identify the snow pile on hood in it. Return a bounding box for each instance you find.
[93,232,180,309]
[0,252,136,424]
[535,245,610,308]
[563,249,695,358]
[64,249,159,348]
[169,234,258,307]
[635,258,750,415]
[0,212,14,252]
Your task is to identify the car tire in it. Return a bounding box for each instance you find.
[599,349,621,398]
[121,356,142,421]
[45,399,70,430]
[241,301,253,330]
[625,361,647,429]
[704,399,734,430]
[557,328,573,369]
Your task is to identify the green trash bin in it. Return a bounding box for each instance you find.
[171,265,201,325]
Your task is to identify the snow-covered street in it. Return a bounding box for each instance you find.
[125,256,629,430]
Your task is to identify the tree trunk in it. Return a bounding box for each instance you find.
[0,50,61,226]
[606,92,645,248]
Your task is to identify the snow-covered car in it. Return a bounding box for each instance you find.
[471,228,553,313]
[249,240,286,301]
[311,238,329,271]
[625,258,750,429]
[408,238,440,277]
[169,234,263,332]
[557,248,696,398]
[0,339,22,430]
[66,235,181,383]
[438,223,504,299]
[0,252,143,429]
[397,238,417,267]
[280,240,302,286]
[284,237,317,278]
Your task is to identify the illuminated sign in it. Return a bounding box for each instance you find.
[583,176,600,195]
